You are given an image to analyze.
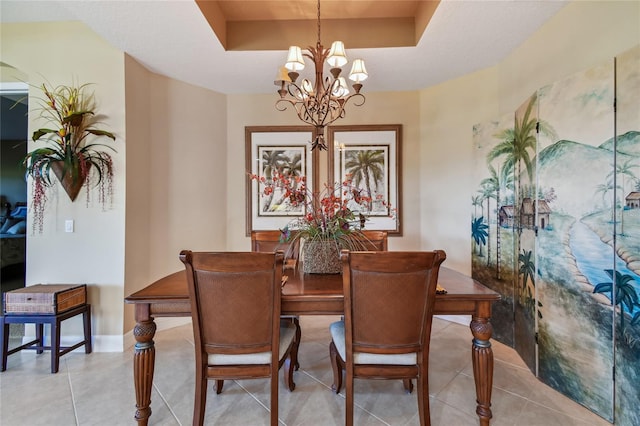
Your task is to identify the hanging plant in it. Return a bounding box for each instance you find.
[23,82,116,233]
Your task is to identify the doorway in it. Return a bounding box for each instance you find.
[0,69,28,295]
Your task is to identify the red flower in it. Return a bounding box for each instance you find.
[248,169,390,241]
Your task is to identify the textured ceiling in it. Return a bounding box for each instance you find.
[1,0,568,95]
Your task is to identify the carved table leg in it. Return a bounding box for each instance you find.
[133,312,157,425]
[470,306,494,426]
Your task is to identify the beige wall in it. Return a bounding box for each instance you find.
[122,60,228,333]
[1,21,127,349]
[419,0,640,275]
[146,74,228,278]
[420,67,500,273]
[226,91,422,251]
[123,55,152,333]
[2,1,638,347]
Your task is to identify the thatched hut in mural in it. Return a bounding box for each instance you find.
[499,205,515,228]
[626,192,640,209]
[521,198,552,230]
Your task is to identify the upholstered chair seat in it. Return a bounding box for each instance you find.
[208,322,296,365]
[329,320,417,365]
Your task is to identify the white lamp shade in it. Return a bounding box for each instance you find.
[332,77,350,97]
[327,41,348,67]
[285,46,305,71]
[274,66,292,85]
[349,59,368,82]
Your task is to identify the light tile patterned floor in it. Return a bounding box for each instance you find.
[0,316,612,426]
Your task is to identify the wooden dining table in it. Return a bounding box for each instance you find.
[125,266,500,426]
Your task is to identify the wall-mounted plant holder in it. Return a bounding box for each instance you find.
[51,161,90,202]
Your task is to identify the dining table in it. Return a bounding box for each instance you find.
[125,265,500,426]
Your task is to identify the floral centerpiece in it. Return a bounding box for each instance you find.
[250,170,387,273]
[23,82,116,233]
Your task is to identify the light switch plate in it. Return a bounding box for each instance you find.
[65,220,74,233]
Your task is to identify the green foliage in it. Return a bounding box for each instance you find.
[25,82,115,186]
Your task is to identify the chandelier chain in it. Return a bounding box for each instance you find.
[316,0,321,45]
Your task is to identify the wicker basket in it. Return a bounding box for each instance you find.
[4,284,87,315]
[303,240,341,274]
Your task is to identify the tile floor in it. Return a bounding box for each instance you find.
[0,316,612,426]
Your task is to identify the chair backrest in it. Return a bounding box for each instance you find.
[341,250,446,356]
[251,230,300,260]
[351,230,388,251]
[180,251,284,356]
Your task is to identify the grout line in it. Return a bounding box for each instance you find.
[456,359,604,424]
[299,368,335,391]
[454,367,604,424]
[153,381,182,425]
[234,380,281,424]
[431,375,460,400]
[518,395,612,425]
[493,357,533,372]
[65,359,80,426]
[297,369,390,426]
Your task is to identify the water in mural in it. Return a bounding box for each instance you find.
[472,45,640,425]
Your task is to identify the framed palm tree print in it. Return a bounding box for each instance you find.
[245,126,318,236]
[328,124,402,234]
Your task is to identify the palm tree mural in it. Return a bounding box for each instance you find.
[594,269,640,330]
[480,164,514,277]
[472,195,483,221]
[344,150,385,210]
[478,180,497,267]
[518,249,535,312]
[595,178,618,221]
[487,95,556,306]
[488,94,556,237]
[472,217,488,256]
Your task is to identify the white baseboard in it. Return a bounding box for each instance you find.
[20,317,192,353]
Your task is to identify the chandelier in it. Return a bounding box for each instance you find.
[274,0,368,151]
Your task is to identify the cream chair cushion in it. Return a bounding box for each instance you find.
[208,322,296,365]
[330,321,417,365]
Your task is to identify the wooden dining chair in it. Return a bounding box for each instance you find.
[351,230,388,251]
[180,250,297,426]
[251,230,302,369]
[251,230,300,264]
[329,249,447,426]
